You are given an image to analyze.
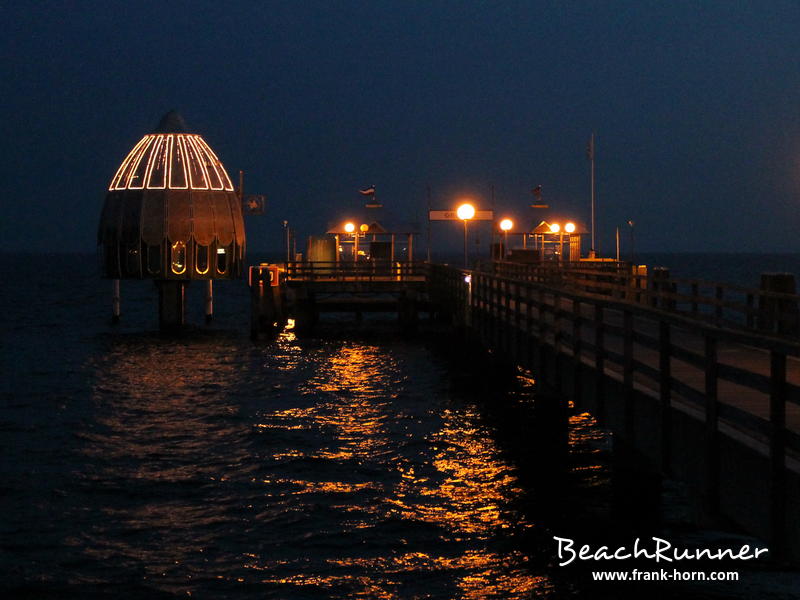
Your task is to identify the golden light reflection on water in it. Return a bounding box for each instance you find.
[76,336,556,598]
[244,344,546,598]
[248,550,551,599]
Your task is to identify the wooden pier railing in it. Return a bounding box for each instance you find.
[482,260,800,336]
[284,260,427,282]
[429,262,800,560]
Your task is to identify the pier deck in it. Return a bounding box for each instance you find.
[427,261,800,561]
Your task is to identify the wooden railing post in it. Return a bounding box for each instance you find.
[769,349,787,558]
[659,320,671,473]
[704,335,719,515]
[623,309,634,441]
[537,288,547,382]
[554,292,562,392]
[573,299,582,404]
[514,281,522,362]
[594,304,605,420]
[525,283,534,370]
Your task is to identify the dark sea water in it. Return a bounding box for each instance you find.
[1,253,799,599]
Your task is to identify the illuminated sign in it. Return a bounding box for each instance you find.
[429,210,494,221]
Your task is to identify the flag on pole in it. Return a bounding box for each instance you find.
[532,185,542,199]
[587,134,595,161]
[242,194,266,215]
[359,186,376,196]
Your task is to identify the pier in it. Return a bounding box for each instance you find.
[254,258,800,561]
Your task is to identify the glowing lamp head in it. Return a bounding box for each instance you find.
[359,224,369,233]
[456,203,476,220]
[499,218,513,232]
[344,222,355,233]
[565,222,576,233]
[549,223,561,233]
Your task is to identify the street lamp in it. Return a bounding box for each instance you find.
[499,218,513,259]
[565,222,576,233]
[457,202,475,268]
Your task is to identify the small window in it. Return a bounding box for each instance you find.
[147,245,161,275]
[126,246,140,276]
[196,245,209,274]
[216,246,228,274]
[171,241,186,274]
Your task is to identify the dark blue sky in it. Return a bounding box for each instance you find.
[2,1,799,254]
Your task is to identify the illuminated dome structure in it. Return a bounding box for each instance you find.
[98,110,245,281]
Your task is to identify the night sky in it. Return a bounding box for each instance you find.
[2,1,799,254]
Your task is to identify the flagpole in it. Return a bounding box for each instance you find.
[590,133,596,256]
[426,186,432,263]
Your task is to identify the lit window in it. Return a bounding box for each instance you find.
[196,245,209,274]
[216,246,228,274]
[171,241,186,274]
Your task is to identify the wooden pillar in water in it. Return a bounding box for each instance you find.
[157,280,186,331]
[111,279,121,324]
[250,265,284,340]
[205,280,213,324]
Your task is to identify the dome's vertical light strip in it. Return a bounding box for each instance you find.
[147,135,168,189]
[199,139,235,191]
[109,135,148,190]
[142,135,165,190]
[169,135,188,189]
[126,136,155,189]
[186,135,212,190]
[195,137,224,190]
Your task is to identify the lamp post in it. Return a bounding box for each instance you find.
[550,222,562,261]
[283,220,290,262]
[457,203,475,268]
[499,218,513,259]
[565,222,576,261]
[627,220,635,264]
[344,222,356,262]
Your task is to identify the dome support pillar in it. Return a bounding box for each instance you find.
[111,279,121,324]
[205,280,214,324]
[156,280,186,331]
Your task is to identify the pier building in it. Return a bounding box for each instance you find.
[97,111,245,328]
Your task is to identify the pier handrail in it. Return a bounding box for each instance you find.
[480,260,800,337]
[283,260,428,282]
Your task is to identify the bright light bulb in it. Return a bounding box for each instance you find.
[550,223,561,233]
[499,218,513,232]
[344,222,355,233]
[565,222,576,233]
[456,203,476,220]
